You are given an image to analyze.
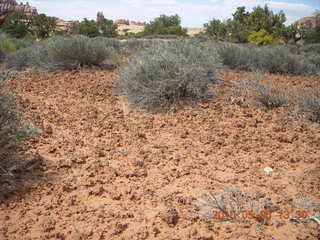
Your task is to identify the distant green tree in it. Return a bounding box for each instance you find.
[204,19,228,40]
[97,18,118,37]
[278,24,297,43]
[204,5,286,44]
[71,18,101,37]
[1,11,30,38]
[305,26,320,43]
[143,14,188,36]
[31,14,57,39]
[248,5,286,36]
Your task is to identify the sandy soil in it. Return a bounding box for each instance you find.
[0,69,319,240]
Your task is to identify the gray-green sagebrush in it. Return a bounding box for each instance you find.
[118,40,221,111]
[5,35,118,71]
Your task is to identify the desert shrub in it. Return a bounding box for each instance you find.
[118,40,221,111]
[304,26,320,44]
[50,35,116,70]
[5,43,56,71]
[300,44,320,55]
[253,83,288,109]
[259,46,317,75]
[215,43,318,75]
[215,44,256,70]
[6,36,117,71]
[0,71,38,153]
[0,73,40,195]
[120,39,161,55]
[15,39,36,48]
[0,37,21,55]
[299,89,320,122]
[307,54,320,69]
[281,44,301,54]
[92,37,121,50]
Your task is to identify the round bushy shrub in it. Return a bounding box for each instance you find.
[50,35,116,70]
[299,89,320,123]
[118,40,221,111]
[5,44,55,71]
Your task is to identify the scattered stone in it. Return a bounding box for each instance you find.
[264,167,273,174]
[160,204,179,226]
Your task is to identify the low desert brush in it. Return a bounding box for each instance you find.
[118,40,221,111]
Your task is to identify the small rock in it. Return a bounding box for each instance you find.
[264,167,273,174]
[161,204,179,226]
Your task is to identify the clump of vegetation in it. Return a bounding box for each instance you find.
[299,89,320,123]
[215,43,318,75]
[118,40,221,111]
[0,72,39,195]
[142,14,188,37]
[50,35,116,70]
[248,29,280,46]
[93,37,121,50]
[120,39,161,55]
[254,83,288,109]
[71,17,118,38]
[300,44,320,55]
[5,35,118,71]
[5,43,55,71]
[0,33,21,58]
[205,5,286,44]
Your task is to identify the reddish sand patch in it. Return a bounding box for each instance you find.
[0,69,319,240]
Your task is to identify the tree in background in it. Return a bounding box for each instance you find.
[204,19,228,40]
[71,17,118,38]
[143,14,188,36]
[31,14,57,39]
[304,10,320,43]
[1,11,30,38]
[97,18,118,38]
[204,5,285,44]
[71,19,100,37]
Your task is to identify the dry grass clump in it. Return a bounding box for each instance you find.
[299,89,320,123]
[0,72,40,195]
[254,83,289,109]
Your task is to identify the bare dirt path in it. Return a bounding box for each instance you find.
[0,69,319,240]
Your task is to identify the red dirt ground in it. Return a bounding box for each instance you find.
[0,69,319,240]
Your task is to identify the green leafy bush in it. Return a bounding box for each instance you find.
[248,29,280,46]
[304,26,320,44]
[118,40,221,111]
[142,14,188,36]
[299,89,320,123]
[254,83,288,109]
[1,11,30,38]
[0,37,20,55]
